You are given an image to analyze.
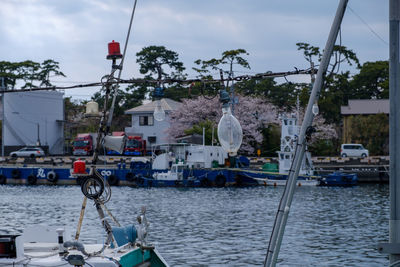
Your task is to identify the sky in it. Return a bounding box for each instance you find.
[0,0,389,101]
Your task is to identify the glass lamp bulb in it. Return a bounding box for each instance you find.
[312,103,319,116]
[217,106,243,156]
[154,100,165,121]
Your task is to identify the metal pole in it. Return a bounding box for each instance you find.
[389,0,400,264]
[203,127,205,146]
[1,77,4,157]
[264,1,348,266]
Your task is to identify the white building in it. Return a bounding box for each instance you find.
[1,91,64,155]
[124,98,181,149]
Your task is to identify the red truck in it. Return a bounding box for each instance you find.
[72,133,97,156]
[124,136,146,156]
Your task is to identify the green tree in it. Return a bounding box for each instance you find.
[0,59,65,89]
[350,60,389,99]
[183,120,216,145]
[296,42,360,124]
[135,45,186,101]
[193,49,250,99]
[345,113,389,155]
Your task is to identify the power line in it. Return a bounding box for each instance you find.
[1,67,315,94]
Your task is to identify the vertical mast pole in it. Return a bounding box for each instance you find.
[264,0,348,266]
[389,0,400,264]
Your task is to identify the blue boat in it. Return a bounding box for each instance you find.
[319,171,358,186]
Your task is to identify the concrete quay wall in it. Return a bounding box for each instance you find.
[249,156,390,183]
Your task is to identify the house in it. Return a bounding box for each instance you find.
[1,90,65,155]
[340,99,389,143]
[124,98,181,149]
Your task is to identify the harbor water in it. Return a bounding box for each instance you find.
[0,184,389,266]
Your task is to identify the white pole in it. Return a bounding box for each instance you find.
[203,127,205,146]
[264,0,348,266]
[212,127,214,146]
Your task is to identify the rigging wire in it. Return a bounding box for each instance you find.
[348,5,388,45]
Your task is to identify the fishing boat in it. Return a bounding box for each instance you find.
[253,112,320,186]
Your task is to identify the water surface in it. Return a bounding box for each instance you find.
[0,184,389,266]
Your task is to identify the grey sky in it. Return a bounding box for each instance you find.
[0,0,388,100]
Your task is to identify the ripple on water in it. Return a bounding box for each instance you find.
[0,184,389,266]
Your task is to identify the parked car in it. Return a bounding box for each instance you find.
[9,147,45,158]
[340,144,369,158]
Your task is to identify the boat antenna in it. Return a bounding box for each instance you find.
[106,0,138,133]
[264,0,349,266]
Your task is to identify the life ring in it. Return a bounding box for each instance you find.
[47,171,58,183]
[125,172,135,182]
[11,169,21,179]
[107,174,119,186]
[215,175,226,187]
[200,178,211,187]
[27,174,37,185]
[0,174,6,184]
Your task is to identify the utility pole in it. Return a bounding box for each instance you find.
[378,0,400,264]
[264,0,348,266]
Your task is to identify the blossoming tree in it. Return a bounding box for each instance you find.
[167,95,279,154]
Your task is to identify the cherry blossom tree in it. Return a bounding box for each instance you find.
[167,95,279,154]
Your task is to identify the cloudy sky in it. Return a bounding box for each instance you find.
[0,0,388,101]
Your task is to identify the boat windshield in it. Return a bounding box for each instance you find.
[126,139,140,148]
[74,140,89,147]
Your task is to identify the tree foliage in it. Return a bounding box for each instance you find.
[0,59,65,89]
[344,113,389,155]
[135,45,186,101]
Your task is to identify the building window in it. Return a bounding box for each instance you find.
[139,116,154,126]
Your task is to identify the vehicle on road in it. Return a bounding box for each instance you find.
[9,147,45,158]
[340,144,369,158]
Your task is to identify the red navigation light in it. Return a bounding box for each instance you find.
[73,159,86,174]
[107,40,123,60]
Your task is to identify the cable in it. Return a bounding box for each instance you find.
[3,68,315,93]
[348,5,388,45]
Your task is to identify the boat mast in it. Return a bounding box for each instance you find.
[378,0,400,264]
[264,1,348,266]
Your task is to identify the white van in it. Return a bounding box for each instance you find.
[340,144,369,158]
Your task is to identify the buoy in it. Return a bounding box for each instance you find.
[215,175,226,187]
[47,171,58,183]
[107,174,119,186]
[27,174,37,185]
[0,174,6,184]
[11,169,21,179]
[125,172,135,182]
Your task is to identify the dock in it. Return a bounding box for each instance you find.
[249,156,389,183]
